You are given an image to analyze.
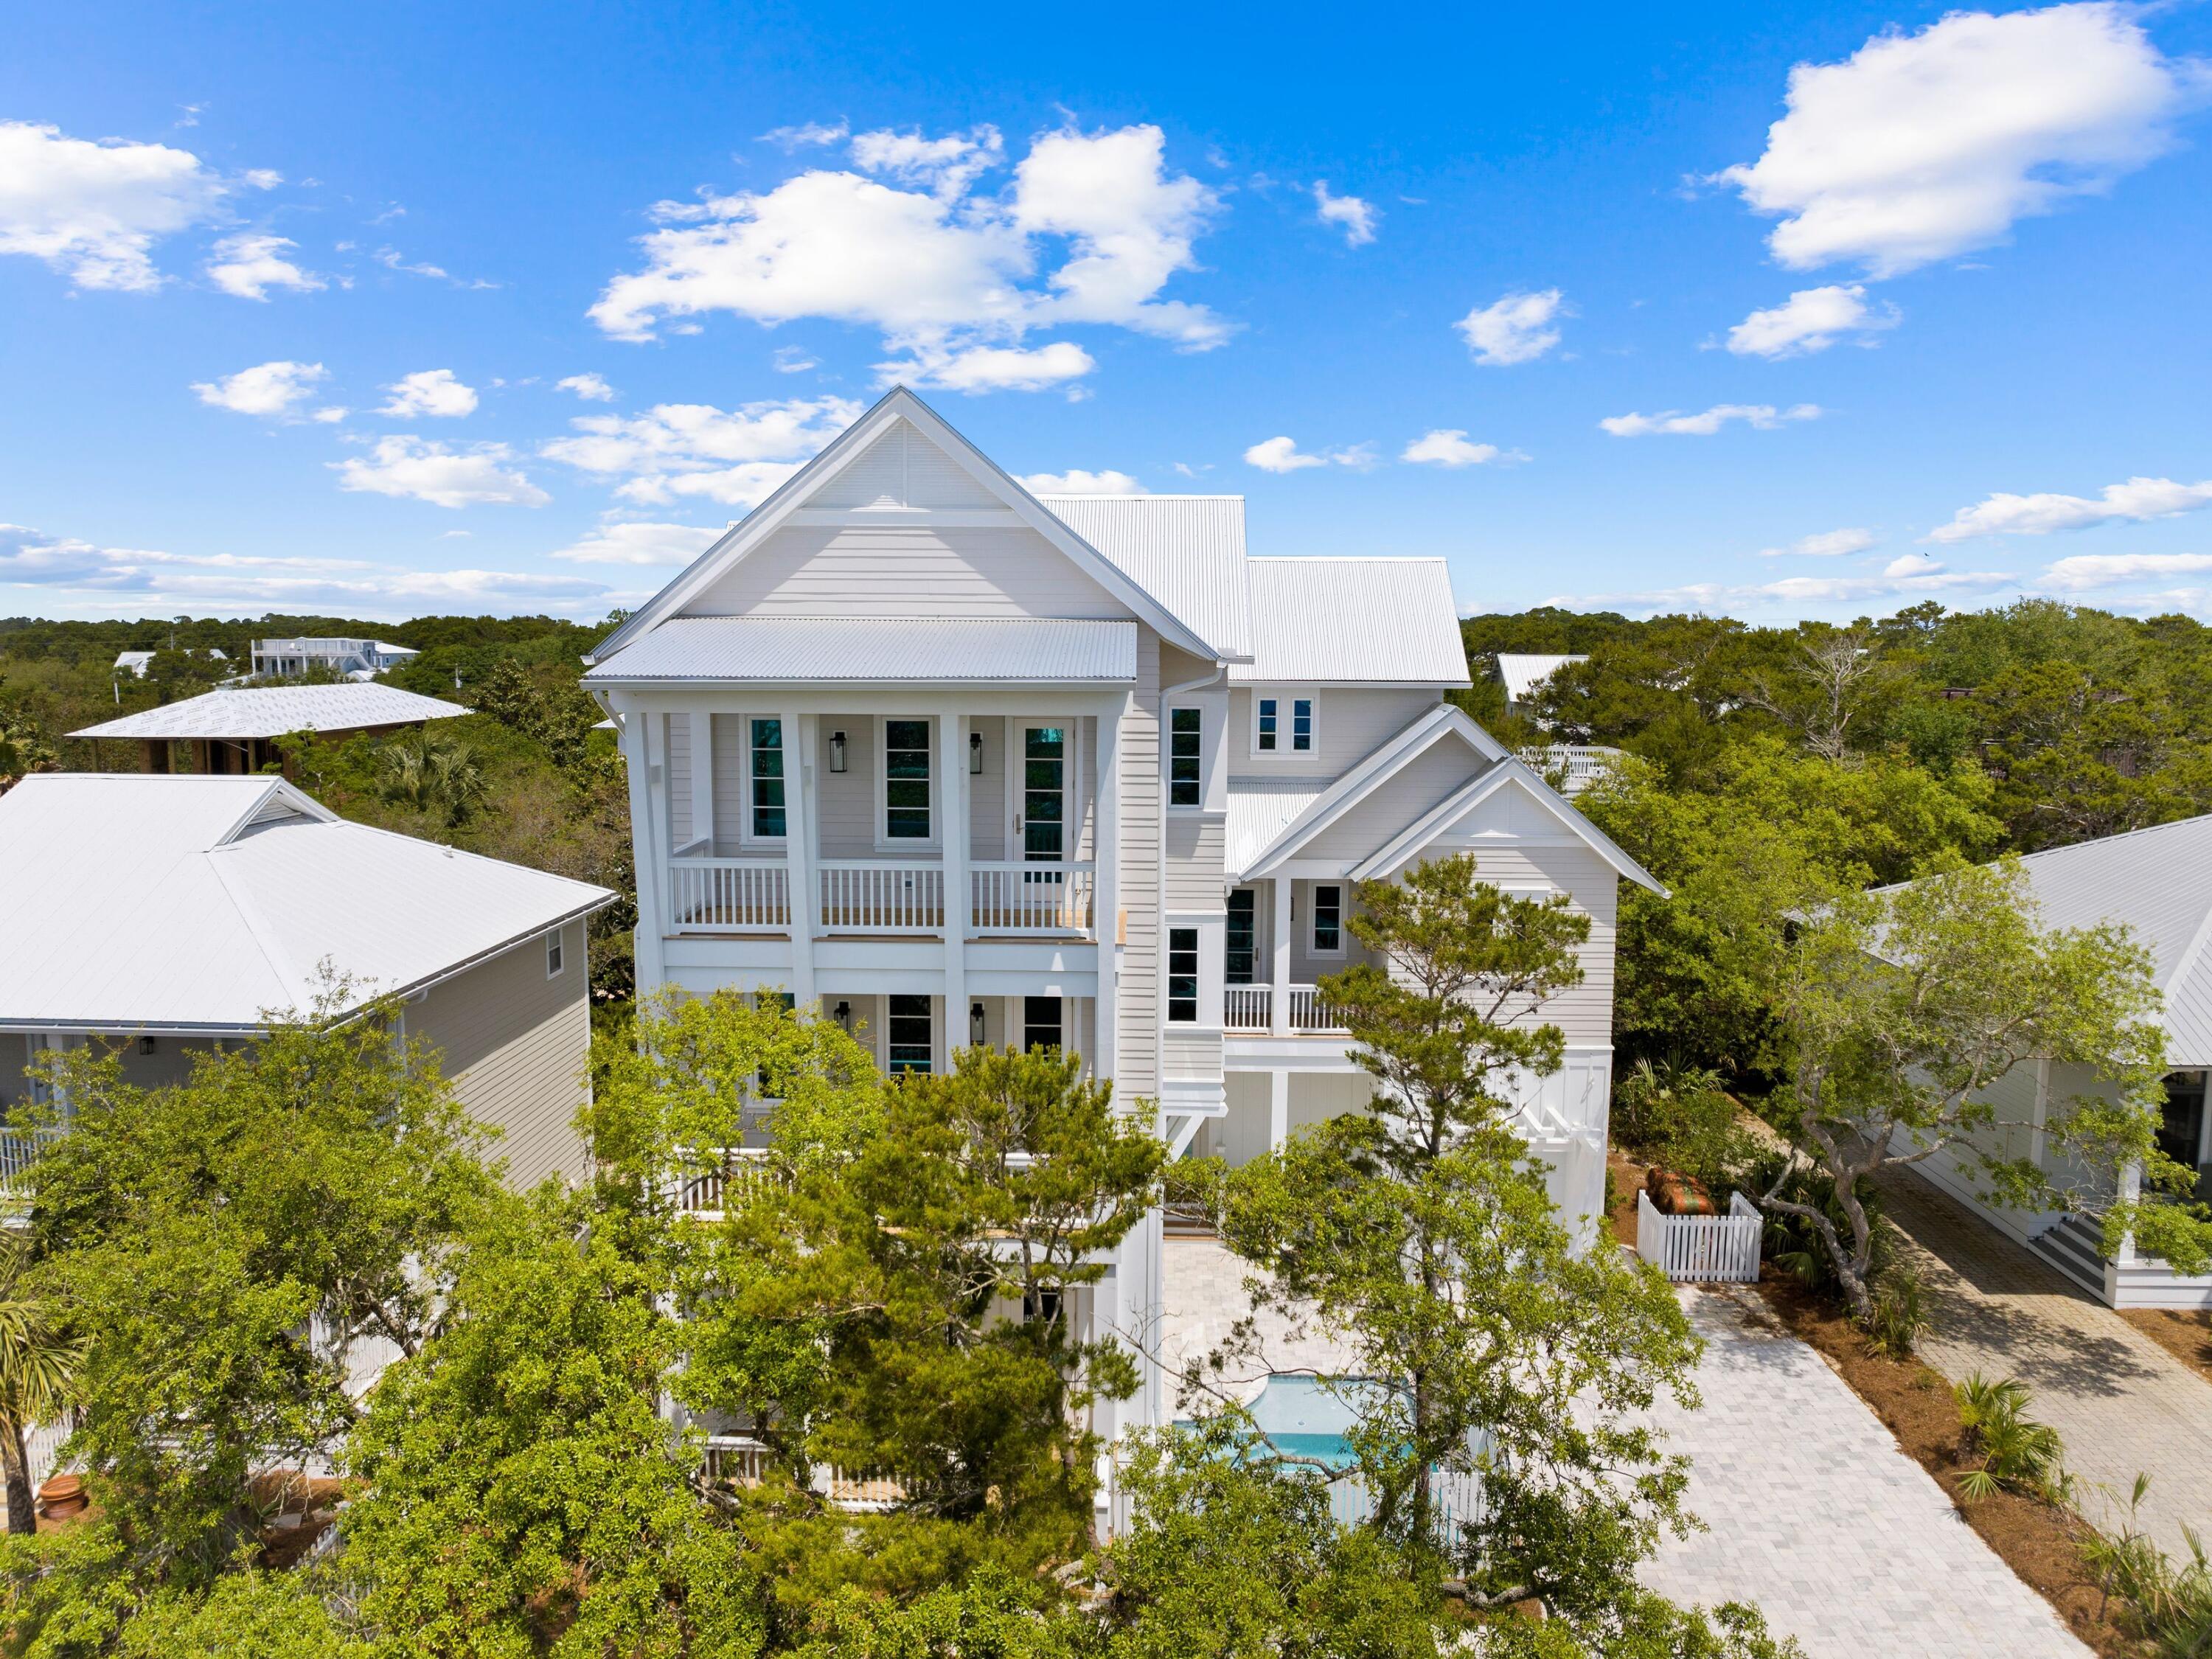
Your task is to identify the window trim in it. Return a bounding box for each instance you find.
[545,926,566,979]
[743,715,789,845]
[1225,888,1257,985]
[873,714,938,851]
[1251,689,1318,757]
[1309,883,1345,958]
[1167,928,1200,1023]
[1167,706,1203,810]
[887,993,934,1076]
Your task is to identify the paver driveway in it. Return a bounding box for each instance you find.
[1878,1169,2212,1559]
[1642,1284,2090,1659]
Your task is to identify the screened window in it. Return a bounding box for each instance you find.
[1291,697,1314,752]
[1169,707,1203,807]
[1256,697,1278,752]
[749,718,786,838]
[1168,928,1199,1023]
[1023,995,1064,1054]
[544,928,565,978]
[1225,889,1256,984]
[1311,884,1343,955]
[884,719,931,841]
[888,995,933,1074]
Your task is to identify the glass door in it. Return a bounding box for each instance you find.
[1018,724,1066,866]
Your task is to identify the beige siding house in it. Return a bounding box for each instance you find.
[0,773,615,1192]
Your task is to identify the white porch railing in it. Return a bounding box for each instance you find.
[1222,984,1345,1034]
[1517,744,1624,798]
[818,860,945,934]
[1636,1190,1762,1282]
[0,1125,59,1207]
[669,858,791,931]
[1225,985,1270,1031]
[672,1147,785,1220]
[700,1434,909,1512]
[1289,986,1344,1034]
[969,863,1095,936]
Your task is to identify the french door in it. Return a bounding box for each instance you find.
[1012,722,1068,865]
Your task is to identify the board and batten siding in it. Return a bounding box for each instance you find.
[406,918,592,1190]
[1228,687,1441,779]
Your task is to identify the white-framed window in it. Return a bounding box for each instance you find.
[879,717,933,845]
[1168,707,1203,807]
[545,927,566,978]
[1168,928,1199,1023]
[1023,995,1064,1054]
[748,718,787,840]
[1253,692,1316,755]
[1310,884,1344,956]
[888,995,933,1074]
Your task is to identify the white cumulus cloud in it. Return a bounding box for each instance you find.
[2039,552,2212,591]
[1600,403,1822,437]
[191,359,328,417]
[547,519,726,566]
[1759,527,1878,557]
[1927,476,2212,542]
[1312,181,1377,246]
[1019,469,1148,495]
[1455,289,1567,366]
[540,394,863,507]
[204,232,324,300]
[1551,562,2015,617]
[1725,285,1899,358]
[878,339,1095,394]
[378,369,479,419]
[850,125,1004,199]
[1718,3,2200,277]
[1401,430,1503,468]
[556,373,617,402]
[1242,437,1374,474]
[333,437,548,508]
[0,120,237,291]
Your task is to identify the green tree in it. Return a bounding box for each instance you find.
[375,728,487,825]
[0,1233,82,1537]
[1761,855,2211,1322]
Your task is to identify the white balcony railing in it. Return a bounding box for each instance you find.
[1225,985,1270,1031]
[671,1146,784,1220]
[669,858,791,931]
[1288,986,1344,1033]
[818,860,945,934]
[1223,984,1346,1035]
[969,863,1094,936]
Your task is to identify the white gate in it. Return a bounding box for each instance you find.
[1637,1190,1762,1283]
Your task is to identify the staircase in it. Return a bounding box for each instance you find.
[2029,1214,2110,1298]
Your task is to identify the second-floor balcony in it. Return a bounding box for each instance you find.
[669,856,1098,939]
[1223,984,1347,1036]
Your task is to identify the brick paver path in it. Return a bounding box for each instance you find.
[1877,1169,2212,1559]
[1644,1284,2091,1659]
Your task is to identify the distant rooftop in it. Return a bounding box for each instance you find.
[254,636,419,656]
[70,683,469,742]
[1495,653,1587,704]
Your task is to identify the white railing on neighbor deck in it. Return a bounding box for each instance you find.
[1225,986,1270,1031]
[1637,1190,1762,1282]
[968,863,1095,936]
[818,860,945,934]
[669,858,791,932]
[700,1434,909,1512]
[671,1147,785,1220]
[1517,744,1624,798]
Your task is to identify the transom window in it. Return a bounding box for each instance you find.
[888,995,933,1074]
[884,719,931,841]
[1225,889,1256,984]
[1169,707,1203,807]
[1023,995,1064,1054]
[1311,884,1343,956]
[1168,928,1199,1023]
[749,718,786,838]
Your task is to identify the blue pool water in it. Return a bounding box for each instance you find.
[1241,1374,1380,1468]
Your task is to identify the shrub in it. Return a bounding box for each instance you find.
[1752,1152,1893,1303]
[1954,1373,2067,1504]
[1865,1267,1931,1360]
[2081,1475,2212,1658]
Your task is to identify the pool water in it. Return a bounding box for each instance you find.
[1242,1374,1382,1468]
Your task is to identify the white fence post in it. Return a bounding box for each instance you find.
[1635,1188,1762,1283]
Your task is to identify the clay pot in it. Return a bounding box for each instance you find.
[1645,1168,1716,1216]
[36,1475,86,1520]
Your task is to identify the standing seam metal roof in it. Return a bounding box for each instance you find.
[1034,495,1253,663]
[1231,557,1470,686]
[71,684,469,741]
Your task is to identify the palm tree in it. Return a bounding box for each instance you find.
[0,1234,83,1534]
[376,731,487,826]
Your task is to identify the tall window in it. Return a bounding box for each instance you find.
[888,995,933,1074]
[884,719,931,841]
[749,718,786,838]
[2159,1069,2208,1177]
[1023,995,1064,1054]
[544,928,565,978]
[1225,889,1256,984]
[1291,697,1314,752]
[1169,707,1203,807]
[1311,884,1343,955]
[1168,928,1199,1023]
[1256,697,1278,752]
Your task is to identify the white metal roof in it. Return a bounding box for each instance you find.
[1880,814,2212,1066]
[1231,558,1470,686]
[113,651,153,674]
[70,684,470,741]
[0,774,614,1033]
[584,616,1138,684]
[1036,495,1253,663]
[1225,778,1329,874]
[1495,654,1587,704]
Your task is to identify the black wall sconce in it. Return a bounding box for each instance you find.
[969,731,983,773]
[832,1000,852,1032]
[970,1001,986,1046]
[828,731,847,773]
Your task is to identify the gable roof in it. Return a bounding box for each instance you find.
[72,683,469,742]
[1349,757,1666,894]
[1233,558,1470,686]
[586,389,1225,668]
[582,617,1137,684]
[0,774,614,1033]
[1495,653,1586,703]
[1035,495,1253,662]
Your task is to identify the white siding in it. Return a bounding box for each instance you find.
[1228,687,1439,779]
[686,525,1132,623]
[1118,631,1161,1094]
[408,919,592,1190]
[969,720,1006,863]
[1301,742,1487,864]
[810,419,1001,510]
[664,714,693,849]
[813,716,880,859]
[1166,815,1226,914]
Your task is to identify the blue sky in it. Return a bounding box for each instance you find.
[3,0,2209,625]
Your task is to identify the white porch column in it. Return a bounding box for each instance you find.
[1094,697,1122,1085]
[1268,1068,1289,1151]
[784,710,817,1009]
[687,712,714,852]
[1270,876,1293,1037]
[616,705,668,994]
[941,712,969,1062]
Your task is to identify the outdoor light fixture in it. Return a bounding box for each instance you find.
[969,731,983,773]
[970,1002,986,1046]
[137,1036,156,1055]
[829,731,846,773]
[832,1001,852,1032]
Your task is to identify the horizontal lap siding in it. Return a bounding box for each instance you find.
[688,525,1130,621]
[711,715,745,856]
[1119,633,1161,1095]
[408,921,591,1190]
[814,717,878,858]
[664,715,692,849]
[1166,815,1225,914]
[1301,745,1488,863]
[1228,688,1439,779]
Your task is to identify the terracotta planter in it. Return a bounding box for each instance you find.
[36,1475,86,1520]
[1645,1168,1716,1216]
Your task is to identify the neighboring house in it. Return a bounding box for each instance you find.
[0,773,614,1191]
[113,647,228,679]
[70,682,470,774]
[252,636,421,681]
[1493,653,1587,721]
[1891,815,2212,1309]
[583,387,1660,1439]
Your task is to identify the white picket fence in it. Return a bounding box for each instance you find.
[1636,1189,1763,1282]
